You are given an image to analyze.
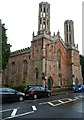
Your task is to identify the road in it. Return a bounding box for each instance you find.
[0,92,84,120]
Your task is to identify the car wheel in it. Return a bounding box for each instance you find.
[33,94,38,99]
[18,96,24,102]
[47,93,51,97]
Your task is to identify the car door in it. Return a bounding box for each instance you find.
[2,88,11,102]
[34,87,42,97]
[40,87,47,97]
[6,88,18,101]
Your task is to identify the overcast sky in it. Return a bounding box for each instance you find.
[0,0,83,54]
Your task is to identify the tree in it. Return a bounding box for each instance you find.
[80,55,84,84]
[1,22,11,71]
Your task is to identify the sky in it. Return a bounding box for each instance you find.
[0,0,83,54]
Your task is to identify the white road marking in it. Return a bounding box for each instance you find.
[39,96,82,107]
[48,100,74,107]
[68,98,73,101]
[74,97,79,100]
[48,102,55,106]
[60,98,71,101]
[39,100,57,105]
[77,95,84,98]
[11,109,17,117]
[62,100,72,104]
[58,100,64,103]
[2,111,34,120]
[32,106,37,111]
[48,101,62,106]
[52,103,62,107]
[58,98,73,104]
[71,98,78,101]
[0,107,20,113]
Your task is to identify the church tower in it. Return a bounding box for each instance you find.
[31,2,51,86]
[64,20,74,46]
[38,2,50,35]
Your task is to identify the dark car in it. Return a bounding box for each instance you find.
[25,86,51,99]
[0,88,25,103]
[74,85,84,92]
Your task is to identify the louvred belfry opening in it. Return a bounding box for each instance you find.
[38,2,50,35]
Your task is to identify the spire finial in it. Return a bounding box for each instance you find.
[57,30,60,36]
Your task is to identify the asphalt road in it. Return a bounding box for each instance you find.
[0,92,84,120]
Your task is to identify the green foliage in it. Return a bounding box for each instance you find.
[12,84,36,92]
[2,23,11,70]
[0,20,2,73]
[12,85,20,91]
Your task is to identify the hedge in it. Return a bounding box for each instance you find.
[12,84,41,92]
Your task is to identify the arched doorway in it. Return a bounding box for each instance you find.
[48,76,53,90]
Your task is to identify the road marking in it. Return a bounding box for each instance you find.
[74,97,79,100]
[32,106,37,111]
[48,102,55,106]
[77,95,84,98]
[60,98,71,101]
[48,102,62,106]
[2,111,34,120]
[48,100,73,107]
[58,100,64,103]
[0,107,20,113]
[39,100,57,105]
[39,98,69,105]
[11,109,17,117]
[39,96,81,107]
[68,98,73,101]
[62,100,72,104]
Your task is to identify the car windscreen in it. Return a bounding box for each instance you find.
[34,87,41,91]
[28,87,41,91]
[28,87,35,91]
[40,87,45,91]
[7,88,16,92]
[0,88,9,92]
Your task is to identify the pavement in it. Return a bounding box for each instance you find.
[51,90,74,96]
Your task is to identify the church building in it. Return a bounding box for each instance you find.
[3,2,83,89]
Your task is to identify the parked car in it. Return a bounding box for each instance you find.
[74,85,84,92]
[0,88,25,103]
[25,85,42,92]
[25,86,51,99]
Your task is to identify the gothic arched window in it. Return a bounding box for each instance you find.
[69,24,71,32]
[44,7,45,12]
[43,7,45,17]
[35,68,39,80]
[11,62,16,85]
[66,24,68,32]
[40,7,42,17]
[41,7,42,12]
[57,50,61,71]
[23,60,28,81]
[12,62,16,74]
